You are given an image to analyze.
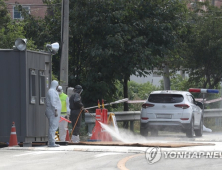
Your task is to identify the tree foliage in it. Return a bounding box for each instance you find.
[182,1,222,89]
[2,0,222,110]
[67,0,189,107]
[0,0,10,29]
[0,1,37,49]
[2,0,195,108]
[0,0,23,48]
[16,1,62,73]
[111,80,160,111]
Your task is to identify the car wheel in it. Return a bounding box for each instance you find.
[194,117,203,137]
[140,127,148,136]
[186,117,194,138]
[150,129,158,136]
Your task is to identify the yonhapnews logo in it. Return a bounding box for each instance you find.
[145,147,222,164]
[145,147,162,164]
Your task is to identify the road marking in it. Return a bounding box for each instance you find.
[94,152,122,158]
[13,151,64,157]
[117,154,143,170]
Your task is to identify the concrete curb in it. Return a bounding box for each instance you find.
[1,141,222,153]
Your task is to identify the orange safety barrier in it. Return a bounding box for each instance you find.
[100,109,112,141]
[59,116,71,123]
[90,108,112,141]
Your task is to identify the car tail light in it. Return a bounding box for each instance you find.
[180,118,189,120]
[174,104,190,109]
[141,117,149,120]
[142,103,154,108]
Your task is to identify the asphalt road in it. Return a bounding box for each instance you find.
[1,148,222,170]
[144,131,222,142]
[1,132,222,170]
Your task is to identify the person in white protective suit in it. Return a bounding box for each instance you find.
[57,86,70,142]
[45,80,61,147]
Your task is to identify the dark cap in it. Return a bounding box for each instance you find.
[74,85,83,94]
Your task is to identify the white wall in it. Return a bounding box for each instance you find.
[130,70,188,86]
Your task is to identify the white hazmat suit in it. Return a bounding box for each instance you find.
[45,80,61,147]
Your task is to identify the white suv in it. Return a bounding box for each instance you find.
[140,90,203,138]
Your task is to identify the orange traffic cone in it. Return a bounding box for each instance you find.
[90,109,112,141]
[65,128,70,141]
[90,109,102,140]
[9,122,19,147]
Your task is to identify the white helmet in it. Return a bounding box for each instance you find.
[57,86,63,94]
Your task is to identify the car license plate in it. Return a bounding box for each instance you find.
[156,114,172,119]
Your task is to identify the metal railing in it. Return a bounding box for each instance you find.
[85,109,222,133]
[203,109,222,118]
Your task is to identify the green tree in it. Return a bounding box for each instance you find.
[0,1,22,49]
[15,0,190,109]
[0,21,24,48]
[111,80,160,111]
[0,19,37,50]
[17,1,62,74]
[67,0,189,108]
[160,74,204,92]
[0,0,10,29]
[0,1,37,50]
[182,1,222,89]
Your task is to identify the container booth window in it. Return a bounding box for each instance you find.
[39,70,46,104]
[29,69,36,104]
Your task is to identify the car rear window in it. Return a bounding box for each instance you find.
[148,94,184,103]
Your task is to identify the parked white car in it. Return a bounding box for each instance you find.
[140,90,203,138]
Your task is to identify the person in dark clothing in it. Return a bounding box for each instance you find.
[69,85,88,143]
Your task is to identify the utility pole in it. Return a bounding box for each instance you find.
[123,77,129,130]
[163,64,171,90]
[163,55,170,90]
[180,66,185,79]
[60,0,69,93]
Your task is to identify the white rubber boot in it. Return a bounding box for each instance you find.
[71,135,80,143]
[203,125,212,132]
[48,142,60,147]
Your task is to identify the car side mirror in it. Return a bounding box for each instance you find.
[195,101,203,109]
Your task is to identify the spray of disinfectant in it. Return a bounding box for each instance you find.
[99,122,149,143]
